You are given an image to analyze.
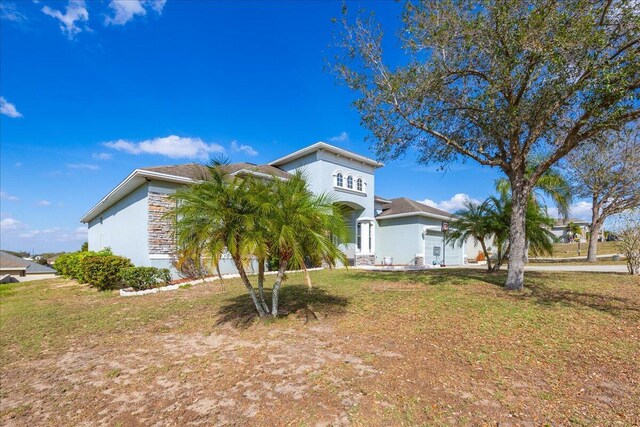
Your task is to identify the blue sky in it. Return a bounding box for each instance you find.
[0,0,586,253]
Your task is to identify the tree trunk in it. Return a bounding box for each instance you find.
[257,257,269,313]
[233,255,268,318]
[302,263,313,292]
[505,180,529,290]
[271,260,288,317]
[479,239,493,271]
[587,222,601,263]
[587,200,602,263]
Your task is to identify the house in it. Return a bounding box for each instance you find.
[80,142,467,276]
[0,251,58,283]
[550,218,593,243]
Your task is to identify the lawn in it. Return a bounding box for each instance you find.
[541,241,621,258]
[1,269,639,426]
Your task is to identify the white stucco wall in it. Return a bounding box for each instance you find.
[87,183,149,266]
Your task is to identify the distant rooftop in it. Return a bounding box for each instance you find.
[0,251,56,274]
[553,218,590,227]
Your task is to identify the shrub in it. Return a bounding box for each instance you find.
[81,255,133,291]
[120,267,171,290]
[54,248,113,282]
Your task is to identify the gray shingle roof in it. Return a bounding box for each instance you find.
[0,251,56,274]
[553,218,590,227]
[140,163,292,180]
[376,197,454,219]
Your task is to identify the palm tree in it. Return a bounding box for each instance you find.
[485,190,557,270]
[171,161,270,317]
[566,221,582,242]
[259,171,348,316]
[496,163,573,220]
[446,200,494,270]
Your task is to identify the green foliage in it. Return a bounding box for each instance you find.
[334,0,639,288]
[81,242,88,252]
[54,248,113,283]
[81,255,133,291]
[170,162,348,317]
[120,267,171,291]
[448,188,557,271]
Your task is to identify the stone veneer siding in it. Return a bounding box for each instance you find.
[148,191,176,255]
[355,254,376,266]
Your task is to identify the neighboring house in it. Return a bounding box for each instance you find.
[80,142,467,276]
[550,218,593,243]
[0,251,57,283]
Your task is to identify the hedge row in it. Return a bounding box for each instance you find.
[120,266,172,291]
[55,249,171,291]
[54,249,113,283]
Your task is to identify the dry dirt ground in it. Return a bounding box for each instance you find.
[1,269,639,426]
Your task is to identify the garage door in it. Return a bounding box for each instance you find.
[424,233,463,266]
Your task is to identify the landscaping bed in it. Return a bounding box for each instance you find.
[1,269,638,425]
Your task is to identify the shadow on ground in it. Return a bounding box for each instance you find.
[216,284,350,328]
[354,269,640,319]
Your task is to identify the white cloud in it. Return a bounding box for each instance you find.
[104,135,225,160]
[547,201,593,221]
[1,217,23,231]
[230,140,258,156]
[67,163,100,170]
[38,200,52,207]
[421,193,482,213]
[1,2,27,23]
[92,152,113,160]
[328,132,349,143]
[41,0,89,39]
[105,0,166,25]
[0,97,23,118]
[0,191,19,201]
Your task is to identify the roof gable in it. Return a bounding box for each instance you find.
[376,197,454,220]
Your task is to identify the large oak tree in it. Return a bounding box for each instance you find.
[567,126,640,262]
[333,0,639,289]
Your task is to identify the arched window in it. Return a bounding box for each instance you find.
[336,173,343,187]
[356,178,363,192]
[346,175,353,189]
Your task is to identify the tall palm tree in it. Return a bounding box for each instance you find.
[259,171,348,316]
[171,161,270,317]
[446,200,494,270]
[496,163,572,219]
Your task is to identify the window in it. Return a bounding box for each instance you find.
[336,173,343,187]
[347,175,353,189]
[356,178,363,192]
[369,223,372,251]
[356,222,361,251]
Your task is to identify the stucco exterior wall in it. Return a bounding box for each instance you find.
[277,150,377,266]
[87,183,149,266]
[376,217,423,265]
[376,215,466,266]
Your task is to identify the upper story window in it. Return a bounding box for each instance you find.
[334,170,366,194]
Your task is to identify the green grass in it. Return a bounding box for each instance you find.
[541,241,621,258]
[1,269,639,425]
